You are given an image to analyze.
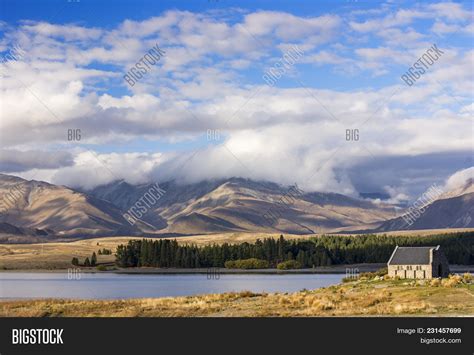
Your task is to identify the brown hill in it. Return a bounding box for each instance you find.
[0,174,137,238]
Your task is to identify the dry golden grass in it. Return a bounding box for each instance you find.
[0,233,311,269]
[163,231,311,245]
[372,228,474,236]
[0,238,120,269]
[1,279,472,317]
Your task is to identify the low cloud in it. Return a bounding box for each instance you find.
[0,150,74,172]
[444,167,474,191]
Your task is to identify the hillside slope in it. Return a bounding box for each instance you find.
[91,178,395,234]
[3,173,471,239]
[375,179,474,231]
[0,174,137,238]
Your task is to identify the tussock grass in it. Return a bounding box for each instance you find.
[2,278,472,317]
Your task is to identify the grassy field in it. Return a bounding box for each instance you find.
[1,228,473,270]
[1,277,472,317]
[0,232,308,269]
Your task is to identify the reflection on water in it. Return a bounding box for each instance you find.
[0,273,343,300]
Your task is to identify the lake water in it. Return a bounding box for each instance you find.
[0,273,343,300]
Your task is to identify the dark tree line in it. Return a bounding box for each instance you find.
[71,252,97,267]
[115,232,474,268]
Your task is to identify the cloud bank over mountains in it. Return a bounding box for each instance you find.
[0,2,472,201]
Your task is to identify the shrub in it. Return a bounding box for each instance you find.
[342,267,387,282]
[96,265,107,271]
[462,273,472,283]
[416,279,427,286]
[238,291,258,298]
[277,260,302,270]
[224,258,269,269]
[342,276,359,283]
[359,267,388,280]
[442,274,463,288]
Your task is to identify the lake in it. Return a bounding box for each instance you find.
[0,272,343,300]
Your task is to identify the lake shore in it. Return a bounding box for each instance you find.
[112,264,474,274]
[0,264,382,274]
[2,278,472,317]
[2,264,473,274]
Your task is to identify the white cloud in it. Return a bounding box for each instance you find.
[444,167,474,191]
[0,4,472,196]
[431,21,460,35]
[427,2,472,21]
[21,22,103,41]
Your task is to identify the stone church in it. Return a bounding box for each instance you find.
[387,245,449,279]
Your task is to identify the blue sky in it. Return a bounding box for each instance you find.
[0,0,472,201]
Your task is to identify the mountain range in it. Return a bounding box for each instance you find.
[375,178,474,232]
[0,173,472,243]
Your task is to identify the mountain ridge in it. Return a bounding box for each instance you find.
[0,173,472,241]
